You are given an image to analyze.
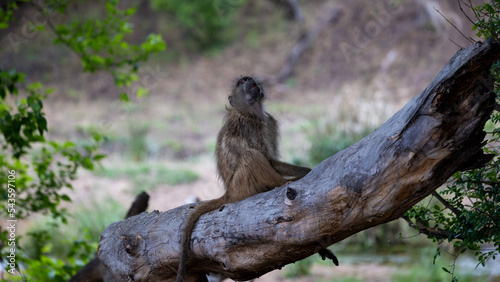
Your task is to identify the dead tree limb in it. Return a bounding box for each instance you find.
[275,7,343,84]
[70,192,150,282]
[98,39,500,281]
[271,0,304,22]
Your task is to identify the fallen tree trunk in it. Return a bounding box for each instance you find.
[98,39,500,281]
[70,192,150,282]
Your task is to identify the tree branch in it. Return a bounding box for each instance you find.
[275,6,343,84]
[434,7,475,44]
[402,215,455,240]
[431,191,461,216]
[98,39,500,281]
[70,192,150,282]
[271,0,304,22]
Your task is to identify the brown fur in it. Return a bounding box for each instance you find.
[177,76,311,282]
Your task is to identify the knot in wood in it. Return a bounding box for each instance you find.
[121,234,142,256]
[286,187,297,200]
[274,216,294,224]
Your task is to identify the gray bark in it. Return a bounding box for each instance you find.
[70,192,150,282]
[98,39,500,281]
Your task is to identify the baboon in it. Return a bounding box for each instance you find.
[177,76,337,282]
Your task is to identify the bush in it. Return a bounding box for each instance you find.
[150,0,244,50]
[306,121,372,166]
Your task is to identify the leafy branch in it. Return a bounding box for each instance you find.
[0,1,166,278]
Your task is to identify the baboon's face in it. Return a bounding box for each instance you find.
[229,76,264,109]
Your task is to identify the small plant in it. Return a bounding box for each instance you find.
[127,122,150,161]
[12,233,97,281]
[390,247,487,282]
[22,197,125,259]
[305,120,372,166]
[10,197,122,281]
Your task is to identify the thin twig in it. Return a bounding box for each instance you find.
[27,3,72,51]
[432,191,462,216]
[28,1,126,70]
[450,246,464,280]
[402,215,456,240]
[449,38,464,49]
[434,7,475,43]
[458,0,476,25]
[468,0,482,27]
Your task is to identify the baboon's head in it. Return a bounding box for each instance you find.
[228,76,265,112]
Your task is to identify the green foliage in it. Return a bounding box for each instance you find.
[0,0,23,29]
[7,198,124,281]
[23,198,125,259]
[150,0,244,50]
[306,120,372,166]
[0,0,165,279]
[389,247,490,282]
[391,249,456,282]
[405,99,500,276]
[0,70,103,221]
[128,122,150,161]
[0,69,102,279]
[405,3,500,280]
[0,70,43,158]
[71,199,126,242]
[53,0,165,98]
[12,231,96,281]
[471,0,500,40]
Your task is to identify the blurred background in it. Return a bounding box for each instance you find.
[1,0,499,281]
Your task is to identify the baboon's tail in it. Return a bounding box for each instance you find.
[177,197,226,282]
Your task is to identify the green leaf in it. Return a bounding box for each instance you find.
[119,93,129,102]
[61,195,72,202]
[485,4,495,14]
[93,154,106,161]
[136,87,149,98]
[78,156,94,170]
[28,96,41,111]
[126,7,137,15]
